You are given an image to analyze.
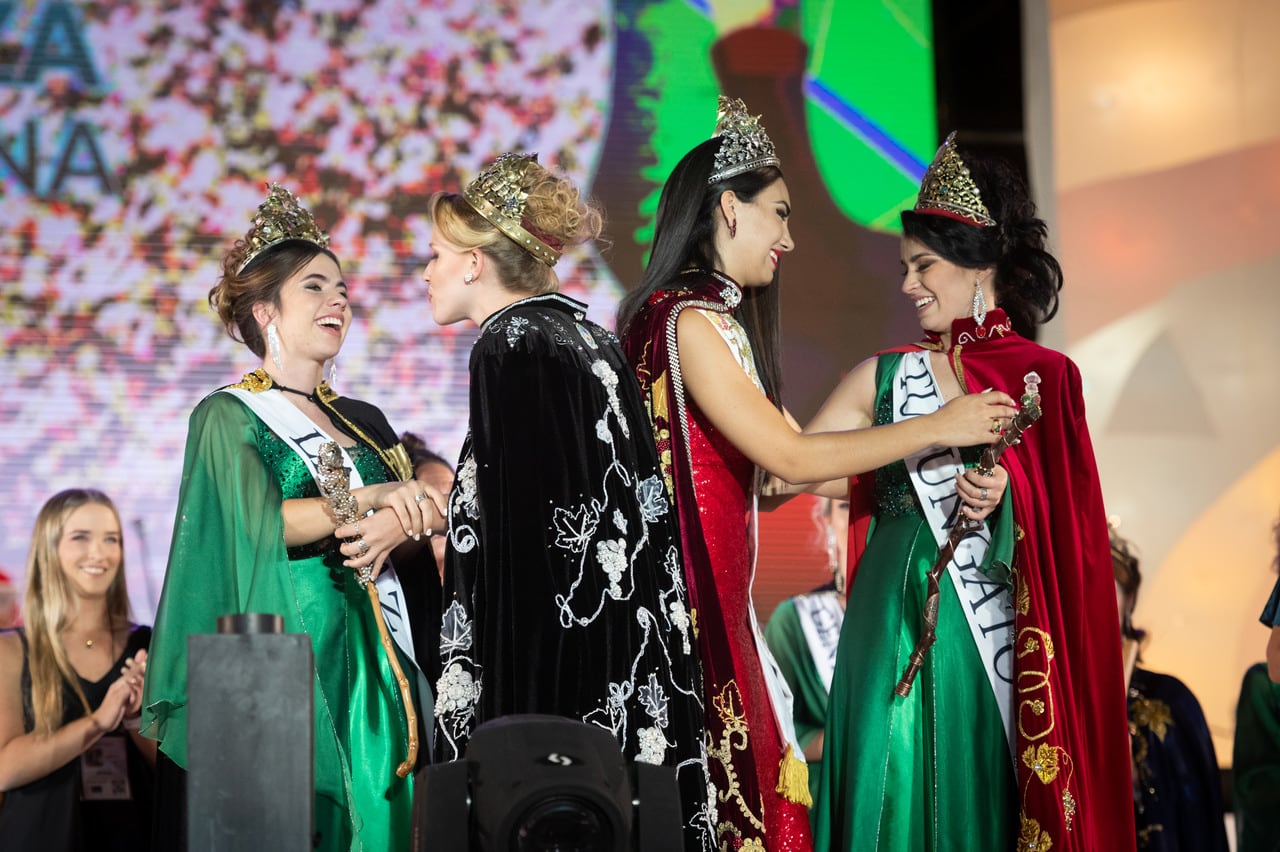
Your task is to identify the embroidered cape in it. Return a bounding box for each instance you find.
[622,272,812,850]
[435,294,714,851]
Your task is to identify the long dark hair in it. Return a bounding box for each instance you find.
[617,137,786,404]
[901,154,1062,337]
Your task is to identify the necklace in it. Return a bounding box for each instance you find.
[269,377,322,404]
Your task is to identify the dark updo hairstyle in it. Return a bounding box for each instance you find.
[901,152,1062,338]
[208,239,341,358]
[617,137,786,406]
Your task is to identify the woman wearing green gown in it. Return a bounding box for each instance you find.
[806,137,1135,851]
[141,185,445,850]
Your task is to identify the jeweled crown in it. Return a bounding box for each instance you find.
[708,95,781,184]
[913,132,996,227]
[235,183,331,274]
[462,152,561,267]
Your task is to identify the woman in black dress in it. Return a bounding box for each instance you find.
[0,488,152,851]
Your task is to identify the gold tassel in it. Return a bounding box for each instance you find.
[776,744,812,806]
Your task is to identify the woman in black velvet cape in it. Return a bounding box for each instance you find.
[423,153,714,851]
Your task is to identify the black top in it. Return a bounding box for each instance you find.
[0,625,154,852]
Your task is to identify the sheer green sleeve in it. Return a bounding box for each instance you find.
[141,392,290,768]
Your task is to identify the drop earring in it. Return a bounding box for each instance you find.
[267,323,283,369]
[729,219,737,239]
[327,358,337,388]
[971,279,987,326]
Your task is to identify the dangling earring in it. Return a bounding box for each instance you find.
[327,358,337,388]
[267,323,283,369]
[729,219,737,239]
[971,279,988,326]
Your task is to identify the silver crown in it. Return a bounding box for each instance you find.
[708,96,781,184]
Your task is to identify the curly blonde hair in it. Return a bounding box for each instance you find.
[430,162,603,295]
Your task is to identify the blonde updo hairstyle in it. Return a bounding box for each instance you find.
[429,162,603,296]
[208,239,340,358]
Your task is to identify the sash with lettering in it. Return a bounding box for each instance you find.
[891,350,1016,754]
[220,383,422,676]
[791,590,843,691]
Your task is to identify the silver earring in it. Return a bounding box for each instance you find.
[463,270,474,284]
[971,280,987,326]
[267,323,283,369]
[327,358,337,388]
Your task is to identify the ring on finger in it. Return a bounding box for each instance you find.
[356,538,370,556]
[414,492,427,503]
[990,418,1002,434]
[980,487,989,501]
[352,520,361,536]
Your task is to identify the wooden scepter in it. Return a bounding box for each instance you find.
[316,441,420,779]
[893,372,1043,698]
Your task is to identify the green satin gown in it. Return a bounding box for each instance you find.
[813,353,1017,852]
[143,393,414,851]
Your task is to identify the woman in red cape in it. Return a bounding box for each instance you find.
[617,101,1017,852]
[808,135,1136,851]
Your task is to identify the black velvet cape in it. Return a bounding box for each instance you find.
[435,294,713,850]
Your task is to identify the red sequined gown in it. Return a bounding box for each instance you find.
[685,386,813,851]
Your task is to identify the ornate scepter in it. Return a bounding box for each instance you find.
[316,441,420,778]
[894,372,1043,698]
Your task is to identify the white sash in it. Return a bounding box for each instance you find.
[792,590,844,692]
[697,310,810,769]
[891,352,1015,756]
[220,387,419,672]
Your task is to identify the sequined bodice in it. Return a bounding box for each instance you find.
[872,369,981,518]
[258,427,388,558]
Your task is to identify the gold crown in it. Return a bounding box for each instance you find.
[914,132,996,227]
[235,183,331,273]
[708,95,781,184]
[462,153,561,267]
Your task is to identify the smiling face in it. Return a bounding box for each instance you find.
[899,234,991,335]
[422,233,478,326]
[260,253,350,368]
[719,178,794,288]
[56,502,122,602]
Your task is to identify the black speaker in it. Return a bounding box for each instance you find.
[413,715,684,852]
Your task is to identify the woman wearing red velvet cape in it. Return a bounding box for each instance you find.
[617,101,1018,852]
[807,135,1136,852]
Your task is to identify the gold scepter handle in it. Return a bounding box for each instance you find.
[316,442,419,779]
[893,372,1044,698]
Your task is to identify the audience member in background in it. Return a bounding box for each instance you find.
[400,431,455,582]
[0,488,153,851]
[142,184,444,851]
[1238,515,1280,851]
[1112,527,1228,851]
[1262,516,1280,684]
[0,568,19,629]
[764,496,850,815]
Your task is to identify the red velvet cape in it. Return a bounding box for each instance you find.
[848,309,1136,850]
[622,272,784,850]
